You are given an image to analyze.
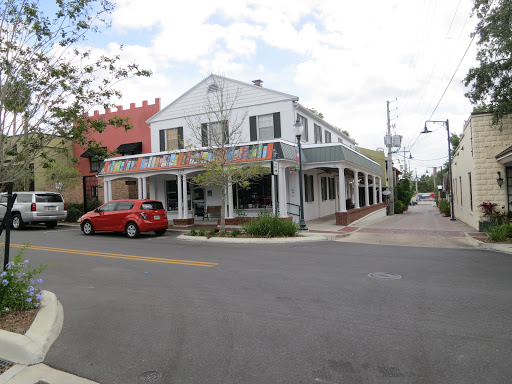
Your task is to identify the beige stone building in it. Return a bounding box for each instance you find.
[451,112,512,230]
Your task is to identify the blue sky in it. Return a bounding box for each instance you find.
[61,0,481,175]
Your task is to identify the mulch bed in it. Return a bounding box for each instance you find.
[0,308,39,334]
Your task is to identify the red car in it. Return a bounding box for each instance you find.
[80,199,168,238]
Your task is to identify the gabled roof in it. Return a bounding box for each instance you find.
[147,74,299,124]
[296,104,356,145]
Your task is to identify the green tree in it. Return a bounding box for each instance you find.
[417,174,435,193]
[464,0,512,125]
[450,133,462,156]
[395,171,415,213]
[186,75,268,231]
[308,108,324,119]
[0,0,151,185]
[43,160,81,195]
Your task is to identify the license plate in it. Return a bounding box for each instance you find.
[46,206,56,211]
[154,215,160,220]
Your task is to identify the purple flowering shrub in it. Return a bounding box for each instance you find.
[0,249,48,316]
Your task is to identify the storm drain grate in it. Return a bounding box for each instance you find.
[368,272,402,280]
[0,358,15,374]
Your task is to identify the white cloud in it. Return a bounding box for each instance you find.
[103,0,480,168]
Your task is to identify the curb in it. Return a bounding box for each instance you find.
[0,291,64,365]
[177,233,345,243]
[464,234,512,254]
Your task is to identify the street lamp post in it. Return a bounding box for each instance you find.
[422,119,456,221]
[294,116,308,230]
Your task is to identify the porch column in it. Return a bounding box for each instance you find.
[182,174,188,219]
[364,173,370,206]
[141,177,147,199]
[271,171,276,212]
[107,180,113,202]
[227,177,234,218]
[353,171,360,209]
[379,177,383,203]
[137,178,143,199]
[177,173,183,219]
[373,176,377,205]
[279,164,288,217]
[338,166,346,212]
[103,180,110,203]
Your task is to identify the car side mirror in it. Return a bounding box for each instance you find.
[94,208,100,213]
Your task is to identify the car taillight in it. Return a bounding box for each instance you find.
[139,212,148,220]
[31,203,36,211]
[64,203,67,210]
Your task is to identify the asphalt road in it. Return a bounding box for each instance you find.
[6,224,512,384]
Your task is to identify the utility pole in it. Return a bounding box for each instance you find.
[415,169,418,195]
[387,100,394,215]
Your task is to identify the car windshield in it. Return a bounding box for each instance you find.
[36,194,63,203]
[140,201,164,210]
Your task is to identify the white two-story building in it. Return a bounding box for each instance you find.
[97,75,385,226]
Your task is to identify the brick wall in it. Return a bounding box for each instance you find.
[451,113,512,229]
[335,203,386,226]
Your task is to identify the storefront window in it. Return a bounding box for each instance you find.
[235,175,272,209]
[166,180,204,212]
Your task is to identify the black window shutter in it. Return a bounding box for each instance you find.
[273,112,281,138]
[310,175,315,202]
[223,120,229,144]
[201,123,208,147]
[250,116,257,141]
[159,130,165,151]
[178,126,184,149]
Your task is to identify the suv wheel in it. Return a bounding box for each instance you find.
[11,213,25,230]
[45,221,58,229]
[125,222,140,238]
[82,220,95,235]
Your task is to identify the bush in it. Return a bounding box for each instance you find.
[198,229,206,236]
[242,211,299,238]
[231,229,241,237]
[485,223,512,242]
[207,229,217,237]
[438,199,450,215]
[394,200,405,214]
[189,229,197,236]
[65,202,83,222]
[0,249,48,316]
[87,199,101,212]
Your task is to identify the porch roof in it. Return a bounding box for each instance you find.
[279,142,383,176]
[97,140,383,177]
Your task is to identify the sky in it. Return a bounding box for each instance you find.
[77,0,481,177]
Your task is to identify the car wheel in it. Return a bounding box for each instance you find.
[11,213,25,230]
[154,229,167,236]
[125,222,140,238]
[82,220,95,235]
[45,221,58,229]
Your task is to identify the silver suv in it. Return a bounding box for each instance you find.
[0,191,67,229]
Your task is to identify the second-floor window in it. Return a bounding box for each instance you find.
[159,127,184,151]
[325,131,331,143]
[202,121,228,146]
[314,124,322,143]
[297,114,309,142]
[249,112,281,141]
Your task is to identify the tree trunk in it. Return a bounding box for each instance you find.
[220,184,226,231]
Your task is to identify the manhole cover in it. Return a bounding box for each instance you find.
[368,272,402,280]
[139,371,162,382]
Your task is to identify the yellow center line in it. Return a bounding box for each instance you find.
[5,243,219,267]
